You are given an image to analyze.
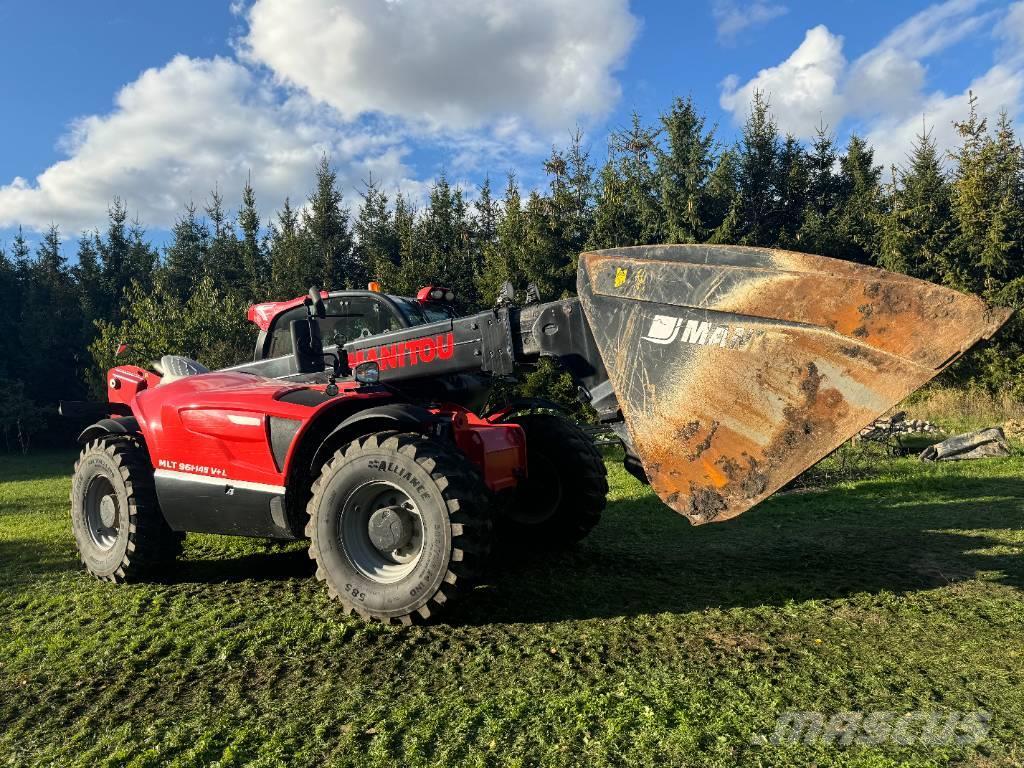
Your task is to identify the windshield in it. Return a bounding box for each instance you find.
[389,296,455,325]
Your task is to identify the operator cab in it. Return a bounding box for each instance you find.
[229,284,459,382]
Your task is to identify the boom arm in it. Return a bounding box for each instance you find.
[344,245,1011,525]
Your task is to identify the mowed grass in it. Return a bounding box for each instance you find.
[1,449,1024,767]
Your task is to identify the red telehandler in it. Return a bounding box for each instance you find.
[61,245,1011,624]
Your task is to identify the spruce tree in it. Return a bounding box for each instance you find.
[478,174,526,304]
[239,174,268,297]
[125,216,158,294]
[391,191,419,295]
[163,202,210,300]
[75,232,104,331]
[533,134,594,298]
[203,186,246,296]
[592,113,664,247]
[0,242,17,381]
[880,125,955,283]
[707,147,741,242]
[657,96,716,243]
[11,227,30,277]
[98,200,129,321]
[797,125,840,255]
[353,175,398,288]
[776,135,808,249]
[834,134,883,264]
[304,154,356,289]
[268,197,305,299]
[21,225,85,402]
[471,175,499,294]
[948,97,1024,293]
[731,92,781,246]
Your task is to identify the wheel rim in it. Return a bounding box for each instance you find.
[338,480,424,583]
[510,451,563,524]
[85,475,120,550]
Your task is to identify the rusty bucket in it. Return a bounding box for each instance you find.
[577,245,1012,524]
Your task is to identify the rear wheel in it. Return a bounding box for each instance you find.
[70,436,183,581]
[306,431,492,624]
[502,413,608,548]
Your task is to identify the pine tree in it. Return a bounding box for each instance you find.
[203,186,246,296]
[776,135,808,248]
[268,197,306,299]
[797,125,840,254]
[834,134,883,264]
[353,175,397,288]
[731,92,782,246]
[657,96,717,243]
[592,113,664,247]
[948,97,1024,293]
[239,174,267,297]
[707,147,741,242]
[304,154,356,289]
[478,174,526,304]
[163,202,210,300]
[880,125,955,283]
[75,232,104,330]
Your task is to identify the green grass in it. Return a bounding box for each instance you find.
[2,449,1024,767]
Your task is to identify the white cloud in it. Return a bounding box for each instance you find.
[865,64,1024,171]
[718,0,1021,168]
[998,1,1024,61]
[874,0,990,57]
[720,25,847,135]
[0,56,438,233]
[712,1,788,44]
[2,1,641,234]
[238,0,638,133]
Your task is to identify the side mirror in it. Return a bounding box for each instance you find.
[290,316,325,373]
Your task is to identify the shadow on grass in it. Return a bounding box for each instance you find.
[0,450,78,484]
[0,538,79,587]
[448,473,1024,625]
[155,548,314,585]
[4,472,1021,624]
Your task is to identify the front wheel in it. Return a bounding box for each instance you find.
[305,431,492,624]
[70,436,183,581]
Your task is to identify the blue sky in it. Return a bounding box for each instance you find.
[1,0,1022,253]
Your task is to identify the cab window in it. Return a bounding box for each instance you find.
[265,296,405,359]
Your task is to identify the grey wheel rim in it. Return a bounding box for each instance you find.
[85,475,120,550]
[338,480,424,583]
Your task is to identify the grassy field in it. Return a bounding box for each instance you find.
[2,447,1024,767]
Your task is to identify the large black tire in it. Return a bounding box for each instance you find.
[502,413,608,547]
[305,431,492,625]
[70,436,183,582]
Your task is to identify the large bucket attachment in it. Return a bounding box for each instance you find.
[577,245,1011,525]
